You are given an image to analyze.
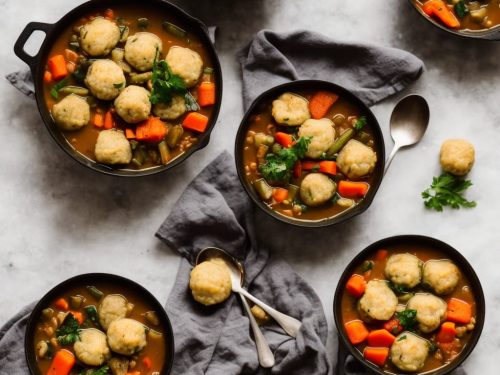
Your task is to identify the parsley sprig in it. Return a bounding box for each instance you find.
[150,48,187,105]
[422,173,476,211]
[56,313,80,345]
[259,137,311,182]
[395,309,418,332]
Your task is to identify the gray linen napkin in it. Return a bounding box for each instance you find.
[239,30,424,109]
[155,151,329,374]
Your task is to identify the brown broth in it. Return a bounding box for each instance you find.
[415,0,500,31]
[43,5,217,170]
[242,90,378,221]
[340,245,477,374]
[34,283,168,374]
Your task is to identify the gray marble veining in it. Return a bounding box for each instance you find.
[1,0,499,373]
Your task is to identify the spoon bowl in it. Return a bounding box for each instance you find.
[385,94,430,174]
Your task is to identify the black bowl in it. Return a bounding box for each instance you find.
[408,0,500,40]
[14,0,222,177]
[235,80,385,228]
[25,273,174,375]
[333,235,485,375]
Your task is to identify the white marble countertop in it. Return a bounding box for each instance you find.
[1,0,499,373]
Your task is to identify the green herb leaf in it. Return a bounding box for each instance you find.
[361,260,374,273]
[395,309,418,331]
[150,48,188,105]
[311,165,320,172]
[84,305,99,326]
[113,82,124,89]
[397,334,407,342]
[422,173,476,212]
[354,116,367,130]
[56,313,80,345]
[50,77,69,100]
[454,1,468,18]
[79,365,110,375]
[259,137,311,182]
[389,282,409,294]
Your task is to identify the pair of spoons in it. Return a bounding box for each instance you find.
[196,247,301,368]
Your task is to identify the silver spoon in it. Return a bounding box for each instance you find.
[385,94,430,175]
[196,247,276,368]
[196,248,302,337]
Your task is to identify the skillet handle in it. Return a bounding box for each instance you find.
[14,22,54,73]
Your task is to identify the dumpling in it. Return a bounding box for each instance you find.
[298,118,335,159]
[336,139,377,179]
[358,280,398,322]
[271,93,310,126]
[300,173,336,207]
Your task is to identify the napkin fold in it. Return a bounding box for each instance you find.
[155,151,330,374]
[239,30,424,109]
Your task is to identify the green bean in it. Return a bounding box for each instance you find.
[129,71,153,84]
[357,131,371,144]
[86,286,104,301]
[143,311,160,326]
[166,125,184,148]
[254,178,273,200]
[41,308,54,321]
[137,18,149,29]
[287,184,300,202]
[69,295,85,310]
[158,141,170,165]
[148,149,160,164]
[203,67,214,75]
[118,25,129,42]
[131,148,146,167]
[162,21,187,38]
[327,128,354,156]
[58,86,89,96]
[68,41,80,52]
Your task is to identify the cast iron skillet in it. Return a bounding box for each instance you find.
[25,273,175,375]
[235,80,385,228]
[409,0,500,40]
[14,0,222,177]
[333,235,485,375]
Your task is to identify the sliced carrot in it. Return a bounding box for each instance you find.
[54,298,68,311]
[197,82,216,107]
[423,0,460,28]
[383,318,403,335]
[93,113,104,128]
[46,349,75,375]
[363,347,389,366]
[375,249,388,261]
[293,161,302,178]
[125,128,135,139]
[48,55,68,81]
[142,356,152,369]
[367,329,396,347]
[182,112,209,133]
[136,117,168,143]
[272,188,288,203]
[104,111,114,129]
[43,70,53,84]
[104,8,114,19]
[447,298,472,324]
[309,91,339,119]
[436,322,456,343]
[69,311,84,325]
[64,49,79,63]
[274,132,294,148]
[344,320,369,345]
[302,161,337,175]
[338,180,369,198]
[346,274,366,298]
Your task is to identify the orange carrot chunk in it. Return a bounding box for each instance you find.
[383,318,403,335]
[364,347,389,366]
[375,249,388,261]
[93,113,104,128]
[346,274,367,298]
[69,311,84,325]
[125,128,136,139]
[344,320,369,345]
[447,298,472,324]
[142,356,152,369]
[46,350,75,375]
[338,180,369,198]
[54,298,68,311]
[182,112,209,133]
[275,132,294,148]
[436,322,457,343]
[293,161,302,178]
[423,0,460,28]
[272,188,289,203]
[301,161,337,175]
[367,329,396,347]
[309,91,339,119]
[136,117,168,143]
[197,82,216,107]
[104,111,114,129]
[43,70,53,84]
[104,8,114,19]
[48,55,68,81]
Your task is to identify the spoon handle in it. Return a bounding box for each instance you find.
[238,288,302,337]
[238,293,275,368]
[384,143,401,176]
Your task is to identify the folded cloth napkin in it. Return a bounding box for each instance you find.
[239,29,424,109]
[155,151,330,374]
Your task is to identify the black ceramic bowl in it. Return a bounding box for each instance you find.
[235,80,385,228]
[25,273,174,375]
[333,235,485,375]
[409,0,500,40]
[14,0,222,177]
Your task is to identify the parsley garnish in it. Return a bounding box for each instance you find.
[422,173,476,212]
[454,1,468,18]
[259,137,311,182]
[354,116,367,130]
[84,305,99,326]
[395,309,418,332]
[389,282,409,294]
[150,48,187,105]
[79,365,110,375]
[56,313,80,345]
[397,334,407,342]
[50,77,69,100]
